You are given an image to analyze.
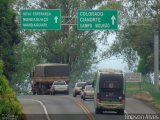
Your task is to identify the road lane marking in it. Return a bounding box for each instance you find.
[21,99,51,120]
[78,100,95,120]
[61,96,95,120]
[76,101,93,120]
[75,99,95,120]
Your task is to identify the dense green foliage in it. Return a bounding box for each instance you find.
[111,20,154,72]
[0,60,22,115]
[0,0,23,115]
[0,0,20,81]
[109,0,160,73]
[15,0,108,84]
[6,0,160,92]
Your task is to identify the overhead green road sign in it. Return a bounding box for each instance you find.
[20,9,61,30]
[77,9,118,30]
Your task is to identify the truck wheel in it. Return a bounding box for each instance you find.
[83,96,86,101]
[33,92,36,95]
[50,91,53,95]
[52,91,55,95]
[65,91,69,95]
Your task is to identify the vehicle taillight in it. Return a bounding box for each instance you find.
[119,94,125,104]
[96,93,101,103]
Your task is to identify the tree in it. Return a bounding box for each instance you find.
[12,41,41,90]
[11,0,127,90]
[0,0,21,81]
[109,0,160,73]
[111,19,154,72]
[29,0,108,81]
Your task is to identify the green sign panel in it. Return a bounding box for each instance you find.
[20,9,61,30]
[77,9,118,30]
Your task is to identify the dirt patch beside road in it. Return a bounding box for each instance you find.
[133,91,153,101]
[132,91,160,113]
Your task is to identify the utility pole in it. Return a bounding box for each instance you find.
[154,0,159,91]
[154,26,159,91]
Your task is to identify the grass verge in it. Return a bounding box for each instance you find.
[126,81,160,110]
[0,60,24,119]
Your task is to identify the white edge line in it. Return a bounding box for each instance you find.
[22,99,51,120]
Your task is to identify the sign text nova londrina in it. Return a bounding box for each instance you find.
[20,9,61,30]
[77,9,118,30]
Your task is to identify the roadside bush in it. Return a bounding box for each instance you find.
[143,82,160,104]
[0,76,22,114]
[0,60,22,116]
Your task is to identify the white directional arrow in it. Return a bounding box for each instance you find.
[111,15,116,25]
[54,16,58,23]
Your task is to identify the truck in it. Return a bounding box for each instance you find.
[31,63,70,95]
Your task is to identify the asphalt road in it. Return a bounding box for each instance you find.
[19,95,159,120]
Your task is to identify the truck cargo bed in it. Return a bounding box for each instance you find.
[33,63,70,77]
[32,76,69,82]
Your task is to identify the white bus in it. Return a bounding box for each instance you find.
[94,69,125,114]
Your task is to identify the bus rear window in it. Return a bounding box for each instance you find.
[103,81,120,89]
[99,80,123,91]
[99,74,123,91]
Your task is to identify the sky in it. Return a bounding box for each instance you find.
[97,56,128,71]
[96,33,128,71]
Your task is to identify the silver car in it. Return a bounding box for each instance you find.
[73,82,87,97]
[81,85,94,100]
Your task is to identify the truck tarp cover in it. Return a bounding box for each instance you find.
[34,64,70,77]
